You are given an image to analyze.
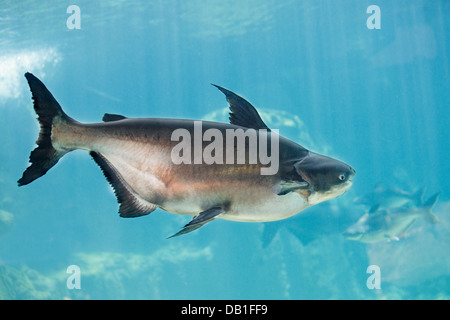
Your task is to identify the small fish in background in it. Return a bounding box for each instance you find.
[261,201,359,248]
[343,193,441,243]
[353,184,425,209]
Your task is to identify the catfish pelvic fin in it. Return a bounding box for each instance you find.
[212,84,269,130]
[90,151,156,217]
[169,207,224,238]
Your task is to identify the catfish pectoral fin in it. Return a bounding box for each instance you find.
[277,180,309,196]
[168,207,224,238]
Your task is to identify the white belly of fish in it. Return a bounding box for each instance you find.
[97,143,309,223]
[223,191,309,222]
[161,187,309,222]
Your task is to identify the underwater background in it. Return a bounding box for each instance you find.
[0,0,449,299]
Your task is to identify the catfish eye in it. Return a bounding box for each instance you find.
[338,174,346,181]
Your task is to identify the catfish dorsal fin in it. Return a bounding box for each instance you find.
[212,84,269,130]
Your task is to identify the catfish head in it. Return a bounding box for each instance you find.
[294,152,356,205]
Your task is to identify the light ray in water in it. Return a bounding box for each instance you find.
[0,47,60,102]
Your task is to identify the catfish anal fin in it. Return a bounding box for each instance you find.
[169,207,224,238]
[90,151,156,217]
[212,84,269,130]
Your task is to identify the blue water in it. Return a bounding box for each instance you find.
[0,0,449,300]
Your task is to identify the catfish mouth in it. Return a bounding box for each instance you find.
[347,168,356,182]
[296,169,354,192]
[332,179,353,197]
[344,169,356,190]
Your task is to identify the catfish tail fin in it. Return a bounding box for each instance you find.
[18,73,75,186]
